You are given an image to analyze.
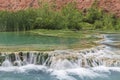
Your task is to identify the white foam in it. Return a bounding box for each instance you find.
[2,59,13,67]
[50,67,109,80]
[0,64,120,80]
[93,66,120,73]
[0,64,47,73]
[51,70,76,80]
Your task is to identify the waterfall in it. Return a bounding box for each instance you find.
[0,46,119,68]
[2,57,12,67]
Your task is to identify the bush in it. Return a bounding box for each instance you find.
[78,22,93,30]
[94,20,103,29]
[0,2,119,31]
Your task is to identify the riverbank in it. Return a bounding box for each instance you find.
[29,29,103,39]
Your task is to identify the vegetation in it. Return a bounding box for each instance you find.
[0,3,120,32]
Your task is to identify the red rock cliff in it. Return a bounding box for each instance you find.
[0,0,39,10]
[98,0,120,17]
[0,0,120,16]
[45,0,120,16]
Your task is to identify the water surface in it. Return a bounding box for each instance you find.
[0,33,119,80]
[0,32,80,50]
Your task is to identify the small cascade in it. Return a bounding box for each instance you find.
[0,46,119,69]
[2,57,12,67]
[0,52,49,67]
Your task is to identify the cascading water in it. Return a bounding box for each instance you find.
[0,46,119,67]
[0,34,119,80]
[2,57,12,67]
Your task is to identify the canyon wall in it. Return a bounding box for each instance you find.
[0,0,120,16]
[50,0,120,16]
[98,0,120,17]
[0,0,39,10]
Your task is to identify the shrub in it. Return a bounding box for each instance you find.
[0,2,119,31]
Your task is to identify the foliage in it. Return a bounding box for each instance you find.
[0,3,119,32]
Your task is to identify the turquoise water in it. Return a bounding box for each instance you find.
[0,33,119,80]
[103,34,120,50]
[0,66,120,80]
[105,34,120,42]
[0,32,80,49]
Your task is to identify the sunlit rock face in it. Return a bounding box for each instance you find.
[77,0,120,17]
[45,0,120,17]
[1,0,120,16]
[0,0,39,10]
[98,0,120,17]
[48,0,94,9]
[76,0,94,9]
